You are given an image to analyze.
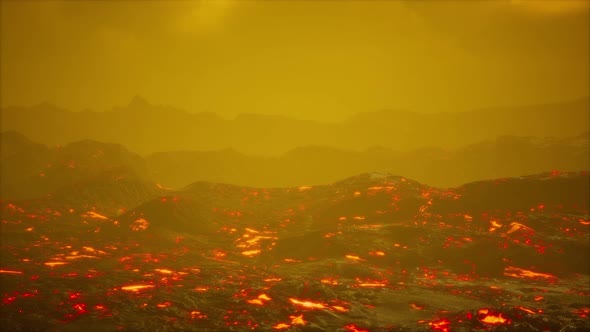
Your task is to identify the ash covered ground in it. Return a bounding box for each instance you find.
[1,171,589,331]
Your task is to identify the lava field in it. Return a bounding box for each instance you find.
[1,171,589,331]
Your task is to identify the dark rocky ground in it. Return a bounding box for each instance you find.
[1,171,589,331]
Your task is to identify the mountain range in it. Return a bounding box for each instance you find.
[1,130,588,201]
[1,96,588,156]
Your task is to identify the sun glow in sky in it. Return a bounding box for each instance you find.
[1,0,588,120]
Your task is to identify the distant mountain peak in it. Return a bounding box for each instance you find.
[128,95,151,109]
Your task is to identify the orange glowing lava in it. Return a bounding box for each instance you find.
[344,324,369,332]
[44,262,68,267]
[190,310,207,319]
[489,220,503,232]
[345,255,363,261]
[428,318,451,332]
[247,294,271,305]
[155,268,173,274]
[131,218,150,231]
[156,301,172,308]
[515,306,537,315]
[82,211,108,220]
[321,278,339,285]
[503,266,556,280]
[290,314,306,325]
[477,308,511,325]
[356,282,387,288]
[480,313,510,324]
[289,298,327,309]
[272,323,290,329]
[241,249,261,256]
[505,222,533,235]
[332,305,348,312]
[121,284,155,292]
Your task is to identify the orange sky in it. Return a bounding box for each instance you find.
[1,0,588,120]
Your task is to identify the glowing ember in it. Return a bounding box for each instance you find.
[0,269,23,274]
[131,218,150,231]
[344,324,369,332]
[65,255,98,260]
[264,277,282,282]
[480,313,510,325]
[428,318,451,332]
[44,262,68,267]
[121,284,155,292]
[505,222,533,234]
[241,249,261,256]
[489,220,503,232]
[190,310,207,319]
[345,255,364,261]
[213,250,227,259]
[503,266,556,280]
[272,323,291,329]
[82,211,108,220]
[82,246,105,254]
[290,314,306,325]
[515,306,537,315]
[321,278,339,285]
[72,303,88,314]
[411,303,425,310]
[574,307,590,318]
[156,301,172,308]
[155,268,173,274]
[247,294,271,305]
[356,282,387,288]
[289,298,327,310]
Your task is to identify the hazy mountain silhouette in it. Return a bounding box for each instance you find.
[146,133,589,189]
[1,131,588,199]
[1,96,588,155]
[0,131,55,199]
[0,132,150,200]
